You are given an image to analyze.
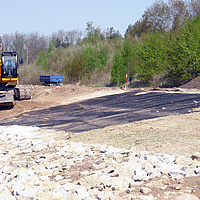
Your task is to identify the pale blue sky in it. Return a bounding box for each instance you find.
[2,0,160,36]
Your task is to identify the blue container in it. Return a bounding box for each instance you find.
[40,74,64,85]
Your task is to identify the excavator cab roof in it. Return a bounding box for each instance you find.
[2,52,17,56]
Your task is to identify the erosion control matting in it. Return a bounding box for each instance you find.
[1,90,200,132]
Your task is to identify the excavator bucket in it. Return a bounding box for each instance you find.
[0,90,15,107]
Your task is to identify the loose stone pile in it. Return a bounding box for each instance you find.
[0,125,200,199]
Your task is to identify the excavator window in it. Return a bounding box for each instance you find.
[2,53,18,78]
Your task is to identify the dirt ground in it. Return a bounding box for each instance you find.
[1,79,200,198]
[1,82,200,159]
[0,83,200,157]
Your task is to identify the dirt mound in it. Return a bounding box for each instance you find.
[179,76,200,89]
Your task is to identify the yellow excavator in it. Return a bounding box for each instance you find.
[0,36,31,106]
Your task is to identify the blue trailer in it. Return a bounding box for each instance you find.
[40,74,64,86]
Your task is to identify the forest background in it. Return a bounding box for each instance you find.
[2,0,200,87]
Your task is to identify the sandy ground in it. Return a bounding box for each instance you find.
[1,84,200,198]
[1,84,200,158]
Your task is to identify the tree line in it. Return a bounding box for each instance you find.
[1,29,84,65]
[2,0,200,87]
[113,0,200,87]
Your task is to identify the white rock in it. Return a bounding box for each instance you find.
[75,186,89,199]
[140,187,152,194]
[0,187,15,200]
[134,166,147,177]
[93,162,107,170]
[96,191,115,200]
[62,182,76,191]
[177,194,199,200]
[45,162,62,169]
[39,176,50,181]
[0,125,199,199]
[17,184,37,199]
[12,183,26,195]
[69,142,85,155]
[54,175,63,180]
[144,162,154,172]
[135,194,154,200]
[87,148,94,156]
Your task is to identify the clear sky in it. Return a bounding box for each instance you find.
[2,0,158,36]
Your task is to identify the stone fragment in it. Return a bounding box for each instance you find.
[174,184,182,190]
[185,169,196,177]
[194,168,200,174]
[146,179,166,189]
[159,185,168,190]
[144,162,154,172]
[177,194,199,200]
[115,154,124,163]
[16,185,37,199]
[37,191,53,200]
[140,187,152,194]
[191,152,200,161]
[135,194,154,200]
[93,162,107,170]
[54,175,63,180]
[62,182,76,191]
[75,186,89,199]
[80,170,90,176]
[176,155,194,166]
[0,188,15,200]
[170,173,185,180]
[102,166,115,174]
[96,191,115,200]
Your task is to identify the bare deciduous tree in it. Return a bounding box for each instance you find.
[168,0,189,31]
[11,32,27,59]
[52,29,85,48]
[143,0,172,32]
[26,32,48,64]
[2,34,13,51]
[188,0,200,17]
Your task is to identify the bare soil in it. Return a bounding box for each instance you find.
[1,84,200,159]
[1,78,200,198]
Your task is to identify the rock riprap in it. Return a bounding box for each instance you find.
[0,125,199,199]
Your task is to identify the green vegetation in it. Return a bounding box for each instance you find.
[10,1,200,87]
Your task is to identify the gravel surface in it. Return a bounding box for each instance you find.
[0,125,200,199]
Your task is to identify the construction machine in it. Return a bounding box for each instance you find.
[0,36,31,107]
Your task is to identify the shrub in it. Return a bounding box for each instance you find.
[19,63,46,85]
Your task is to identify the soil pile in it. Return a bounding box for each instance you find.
[179,76,200,89]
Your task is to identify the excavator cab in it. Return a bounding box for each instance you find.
[1,52,19,79]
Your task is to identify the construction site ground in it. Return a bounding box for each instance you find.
[0,78,200,198]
